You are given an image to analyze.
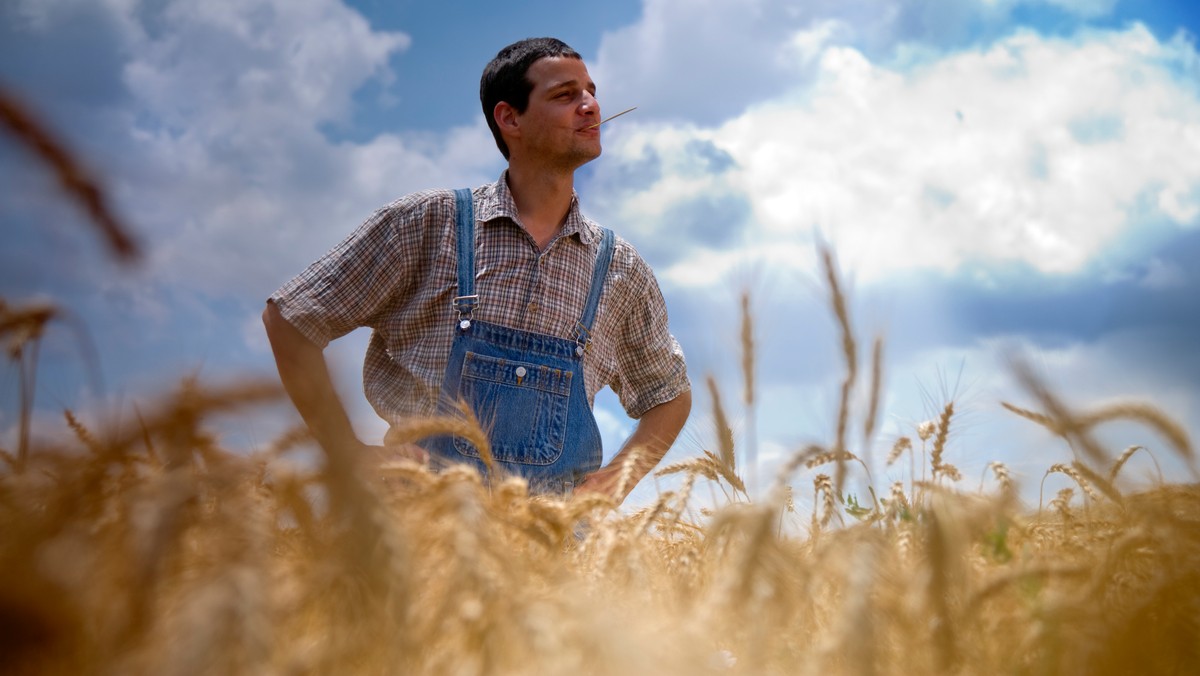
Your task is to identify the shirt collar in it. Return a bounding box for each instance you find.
[477,170,598,245]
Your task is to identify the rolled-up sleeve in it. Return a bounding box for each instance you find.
[611,256,690,419]
[269,200,417,348]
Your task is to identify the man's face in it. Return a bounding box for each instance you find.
[513,56,602,169]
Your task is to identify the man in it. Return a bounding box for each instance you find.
[263,38,690,503]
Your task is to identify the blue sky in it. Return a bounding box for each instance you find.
[3,0,1199,507]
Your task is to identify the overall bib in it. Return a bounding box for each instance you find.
[424,188,614,494]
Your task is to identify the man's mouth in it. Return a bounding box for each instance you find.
[583,106,637,130]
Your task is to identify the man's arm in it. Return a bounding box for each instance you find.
[575,388,691,503]
[264,300,430,474]
[262,300,366,462]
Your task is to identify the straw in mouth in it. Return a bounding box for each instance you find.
[584,106,638,130]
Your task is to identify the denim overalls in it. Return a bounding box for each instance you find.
[423,188,614,494]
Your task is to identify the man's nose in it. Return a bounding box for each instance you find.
[581,91,599,116]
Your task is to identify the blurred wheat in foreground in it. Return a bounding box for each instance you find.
[5,302,1199,676]
[3,89,1199,675]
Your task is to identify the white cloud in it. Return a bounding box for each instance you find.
[12,0,508,302]
[123,0,408,130]
[590,0,861,125]
[587,0,1128,129]
[593,24,1200,289]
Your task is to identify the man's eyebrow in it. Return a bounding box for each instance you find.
[546,79,597,93]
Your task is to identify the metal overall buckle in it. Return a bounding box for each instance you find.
[453,294,479,330]
[573,319,591,357]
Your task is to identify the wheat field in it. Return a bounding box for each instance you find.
[3,89,1200,675]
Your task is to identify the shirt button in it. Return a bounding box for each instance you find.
[515,366,527,378]
[528,302,538,313]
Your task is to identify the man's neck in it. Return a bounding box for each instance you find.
[505,163,575,251]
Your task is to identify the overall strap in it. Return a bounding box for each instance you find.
[573,227,615,355]
[452,188,478,322]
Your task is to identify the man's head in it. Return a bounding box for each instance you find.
[480,37,584,160]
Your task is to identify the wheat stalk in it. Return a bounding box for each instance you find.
[1050,487,1076,520]
[1047,463,1101,504]
[886,436,912,466]
[740,292,758,493]
[0,90,139,260]
[706,375,736,476]
[1107,444,1166,484]
[930,402,954,478]
[812,474,835,532]
[863,335,884,447]
[818,246,858,503]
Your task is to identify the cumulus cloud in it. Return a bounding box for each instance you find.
[589,0,975,126]
[591,24,1200,289]
[587,0,1132,131]
[113,0,505,296]
[6,0,506,304]
[591,0,823,125]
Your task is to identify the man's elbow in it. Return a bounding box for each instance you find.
[262,299,278,330]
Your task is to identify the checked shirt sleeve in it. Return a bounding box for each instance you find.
[269,197,428,348]
[610,253,690,419]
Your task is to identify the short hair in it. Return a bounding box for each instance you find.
[480,37,582,159]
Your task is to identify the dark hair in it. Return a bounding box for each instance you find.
[480,37,582,159]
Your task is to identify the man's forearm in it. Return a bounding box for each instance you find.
[262,301,361,456]
[615,390,691,473]
[578,388,692,501]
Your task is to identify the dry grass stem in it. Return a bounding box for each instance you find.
[582,105,638,129]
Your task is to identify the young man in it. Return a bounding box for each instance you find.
[263,38,690,502]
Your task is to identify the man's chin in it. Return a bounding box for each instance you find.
[579,144,602,165]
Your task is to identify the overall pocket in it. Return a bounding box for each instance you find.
[452,351,572,465]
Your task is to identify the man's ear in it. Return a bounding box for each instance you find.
[494,101,520,140]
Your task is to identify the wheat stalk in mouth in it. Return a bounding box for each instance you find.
[584,106,638,129]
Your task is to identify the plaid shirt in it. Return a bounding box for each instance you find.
[271,172,689,425]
